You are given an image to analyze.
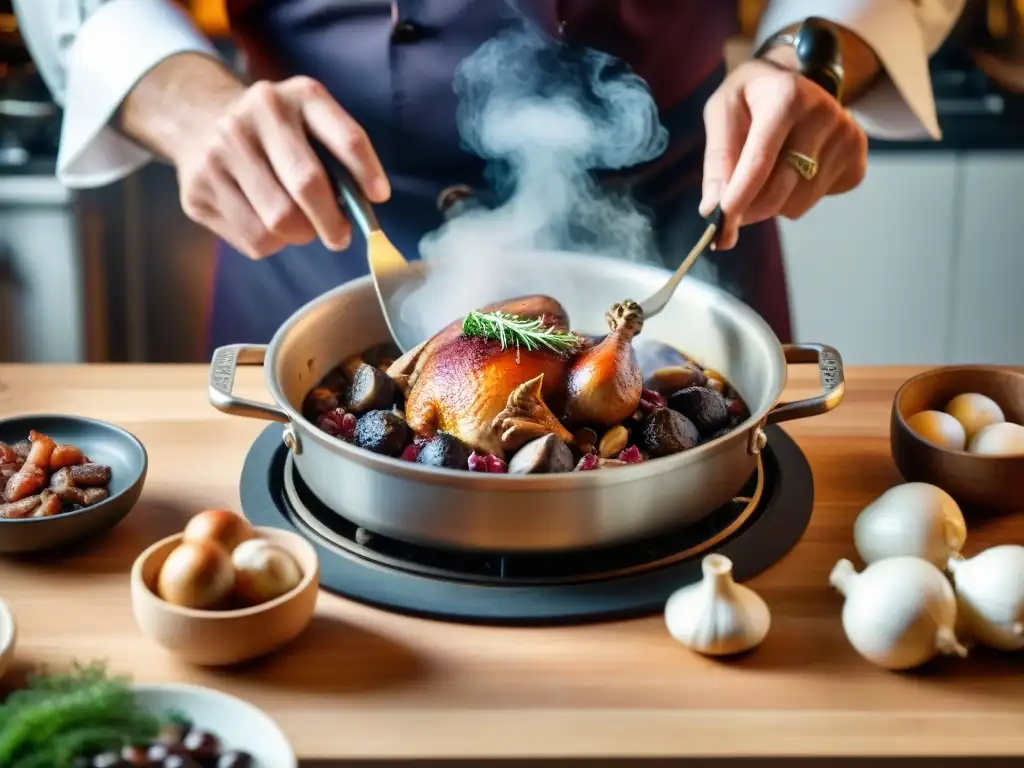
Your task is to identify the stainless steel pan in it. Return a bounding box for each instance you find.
[209,251,844,552]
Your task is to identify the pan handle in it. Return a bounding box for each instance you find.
[208,344,290,424]
[765,343,845,424]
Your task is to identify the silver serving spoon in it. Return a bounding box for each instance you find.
[313,141,424,353]
[638,205,723,320]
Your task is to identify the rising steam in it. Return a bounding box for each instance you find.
[400,23,669,338]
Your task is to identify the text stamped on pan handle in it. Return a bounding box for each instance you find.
[766,343,846,425]
[208,344,290,423]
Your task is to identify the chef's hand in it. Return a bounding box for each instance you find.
[700,39,875,251]
[120,54,390,259]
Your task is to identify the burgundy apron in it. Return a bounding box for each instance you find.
[209,0,793,350]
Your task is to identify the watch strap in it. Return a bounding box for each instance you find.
[755,17,846,103]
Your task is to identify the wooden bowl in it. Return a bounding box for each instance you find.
[131,527,319,666]
[891,366,1024,514]
[0,598,15,681]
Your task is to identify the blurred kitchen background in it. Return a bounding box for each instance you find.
[2,0,1024,365]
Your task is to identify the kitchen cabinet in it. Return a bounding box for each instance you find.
[949,153,1024,364]
[0,174,85,363]
[780,150,1024,366]
[780,153,960,365]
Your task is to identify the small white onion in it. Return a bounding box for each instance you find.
[906,410,966,451]
[853,483,966,568]
[966,422,1024,456]
[231,538,303,606]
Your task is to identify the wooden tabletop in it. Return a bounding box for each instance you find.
[0,364,1021,762]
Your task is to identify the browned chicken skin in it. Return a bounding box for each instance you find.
[389,294,646,457]
[563,300,644,427]
[0,432,112,517]
[392,295,572,457]
[3,430,55,503]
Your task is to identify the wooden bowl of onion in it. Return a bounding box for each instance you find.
[891,366,1024,514]
[130,509,319,666]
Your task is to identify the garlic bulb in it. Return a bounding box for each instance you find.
[947,544,1024,651]
[830,556,968,670]
[664,554,770,656]
[853,483,966,568]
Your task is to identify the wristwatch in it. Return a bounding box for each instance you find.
[754,17,846,103]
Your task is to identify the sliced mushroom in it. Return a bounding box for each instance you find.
[667,386,730,435]
[508,434,576,474]
[639,408,699,457]
[644,365,707,397]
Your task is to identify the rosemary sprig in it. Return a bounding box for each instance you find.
[462,310,581,355]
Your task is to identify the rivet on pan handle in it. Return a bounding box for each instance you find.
[766,343,846,425]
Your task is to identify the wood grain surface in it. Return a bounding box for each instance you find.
[0,364,1021,761]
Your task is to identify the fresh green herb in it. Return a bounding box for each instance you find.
[0,661,163,767]
[462,310,581,356]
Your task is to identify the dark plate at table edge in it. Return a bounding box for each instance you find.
[0,414,148,552]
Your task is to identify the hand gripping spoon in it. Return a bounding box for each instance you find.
[312,141,424,353]
[638,205,723,320]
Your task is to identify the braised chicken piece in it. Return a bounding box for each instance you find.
[0,431,112,516]
[50,466,112,507]
[390,295,573,456]
[68,463,112,487]
[32,491,62,517]
[3,430,55,503]
[0,442,20,465]
[0,494,44,519]
[50,444,87,469]
[388,295,647,458]
[563,300,644,428]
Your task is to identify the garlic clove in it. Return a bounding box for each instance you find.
[947,544,1024,652]
[852,483,966,569]
[664,554,771,656]
[830,556,968,670]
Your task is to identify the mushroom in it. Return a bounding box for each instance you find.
[508,434,576,474]
[344,363,397,414]
[667,386,730,435]
[353,410,409,457]
[645,365,707,397]
[416,433,472,469]
[492,375,573,454]
[573,427,598,456]
[639,408,699,457]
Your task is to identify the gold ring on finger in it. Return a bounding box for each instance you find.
[785,149,819,181]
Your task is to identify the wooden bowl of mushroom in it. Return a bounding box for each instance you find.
[131,509,319,666]
[891,366,1024,514]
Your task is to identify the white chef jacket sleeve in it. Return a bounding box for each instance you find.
[12,0,220,188]
[756,0,966,141]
